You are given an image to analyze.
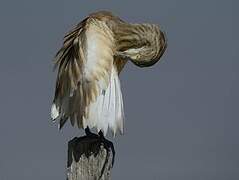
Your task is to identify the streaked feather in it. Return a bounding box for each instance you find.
[51,11,167,135]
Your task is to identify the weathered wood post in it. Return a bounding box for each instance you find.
[66,134,115,180]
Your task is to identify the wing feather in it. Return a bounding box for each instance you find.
[52,17,116,130]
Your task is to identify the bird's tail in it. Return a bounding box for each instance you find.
[51,66,125,136]
[82,66,124,136]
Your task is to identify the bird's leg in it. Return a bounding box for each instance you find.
[85,127,95,137]
[98,130,105,139]
[85,127,105,139]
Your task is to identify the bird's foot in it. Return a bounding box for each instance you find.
[98,130,105,139]
[85,127,105,139]
[85,127,98,138]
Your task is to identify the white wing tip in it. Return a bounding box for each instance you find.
[51,103,59,120]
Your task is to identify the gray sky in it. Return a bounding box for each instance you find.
[0,0,239,179]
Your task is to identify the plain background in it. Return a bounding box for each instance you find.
[0,0,238,179]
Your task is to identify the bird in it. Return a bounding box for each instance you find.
[51,11,167,136]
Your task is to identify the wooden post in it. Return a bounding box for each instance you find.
[66,134,115,180]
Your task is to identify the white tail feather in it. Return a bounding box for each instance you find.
[51,67,124,136]
[83,67,124,135]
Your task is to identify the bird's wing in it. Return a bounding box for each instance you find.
[52,17,115,129]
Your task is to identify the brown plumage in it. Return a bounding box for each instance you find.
[51,11,167,135]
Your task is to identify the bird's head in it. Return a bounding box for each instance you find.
[115,24,167,67]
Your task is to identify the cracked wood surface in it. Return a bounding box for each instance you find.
[66,135,115,180]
